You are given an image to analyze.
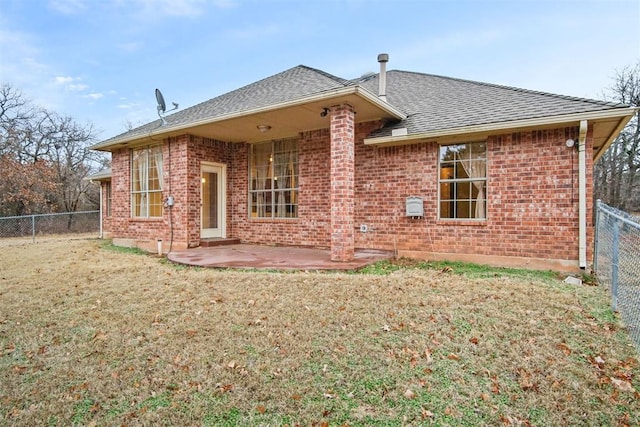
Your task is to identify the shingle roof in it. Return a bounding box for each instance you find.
[99,65,353,145]
[96,64,629,147]
[357,70,627,138]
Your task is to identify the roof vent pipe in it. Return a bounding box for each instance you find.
[377,53,389,102]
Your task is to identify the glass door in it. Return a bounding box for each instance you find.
[201,163,225,238]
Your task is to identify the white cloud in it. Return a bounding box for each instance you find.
[55,76,76,85]
[54,76,92,93]
[212,0,238,8]
[117,101,140,109]
[85,93,104,100]
[48,0,87,15]
[68,83,89,91]
[127,0,207,17]
[0,28,48,88]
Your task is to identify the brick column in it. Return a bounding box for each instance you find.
[330,104,355,262]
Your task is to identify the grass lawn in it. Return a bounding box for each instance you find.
[1,238,639,426]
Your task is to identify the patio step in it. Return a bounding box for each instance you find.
[199,237,241,247]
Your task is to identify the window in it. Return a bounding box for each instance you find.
[131,146,163,218]
[249,139,298,218]
[439,142,486,219]
[105,181,112,217]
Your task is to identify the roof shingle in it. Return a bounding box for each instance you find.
[96,64,628,146]
[100,65,352,144]
[358,70,626,138]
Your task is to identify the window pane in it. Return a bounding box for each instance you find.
[148,192,163,217]
[438,142,487,220]
[132,193,143,217]
[457,201,471,219]
[440,201,453,219]
[249,139,298,218]
[131,146,163,218]
[251,143,272,191]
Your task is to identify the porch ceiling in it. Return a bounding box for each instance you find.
[187,92,392,143]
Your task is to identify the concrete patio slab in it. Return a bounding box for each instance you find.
[167,244,393,270]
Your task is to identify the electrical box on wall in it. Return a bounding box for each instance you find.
[406,196,424,217]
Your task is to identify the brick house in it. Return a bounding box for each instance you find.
[90,54,634,271]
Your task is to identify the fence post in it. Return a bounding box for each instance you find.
[611,216,619,312]
[594,199,601,271]
[31,214,35,243]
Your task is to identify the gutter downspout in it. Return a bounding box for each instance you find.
[99,183,103,239]
[578,119,587,269]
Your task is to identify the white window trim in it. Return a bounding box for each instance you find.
[131,145,163,218]
[438,141,487,221]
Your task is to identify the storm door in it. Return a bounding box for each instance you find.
[201,163,226,238]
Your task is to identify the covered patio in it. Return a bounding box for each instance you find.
[167,244,393,270]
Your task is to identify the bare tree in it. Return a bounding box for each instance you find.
[0,84,35,156]
[0,83,107,217]
[595,63,640,211]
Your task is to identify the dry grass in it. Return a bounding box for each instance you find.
[1,239,639,426]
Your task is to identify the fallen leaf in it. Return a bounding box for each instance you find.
[424,348,433,364]
[382,324,390,332]
[218,384,233,393]
[256,405,266,414]
[4,343,15,355]
[611,378,636,393]
[422,408,434,419]
[404,389,416,399]
[469,337,479,345]
[92,331,107,341]
[491,377,501,394]
[291,394,302,401]
[186,329,197,337]
[447,353,460,361]
[556,342,571,356]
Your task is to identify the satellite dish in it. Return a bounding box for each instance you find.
[155,88,179,125]
[155,88,166,113]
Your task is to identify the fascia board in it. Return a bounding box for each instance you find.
[364,107,637,147]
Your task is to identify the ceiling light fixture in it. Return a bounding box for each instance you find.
[257,124,272,133]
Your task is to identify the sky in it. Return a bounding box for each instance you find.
[1,0,639,142]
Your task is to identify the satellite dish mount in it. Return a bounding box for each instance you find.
[155,88,178,125]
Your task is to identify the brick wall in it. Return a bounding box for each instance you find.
[106,135,232,251]
[353,125,593,268]
[330,104,356,261]
[105,122,593,269]
[230,130,332,247]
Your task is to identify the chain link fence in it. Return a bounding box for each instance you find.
[0,211,99,243]
[594,200,640,352]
